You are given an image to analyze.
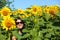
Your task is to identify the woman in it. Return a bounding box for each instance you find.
[11,17,24,40]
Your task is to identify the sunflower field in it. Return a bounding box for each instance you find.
[0,0,60,40]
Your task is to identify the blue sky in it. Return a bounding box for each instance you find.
[10,0,60,10]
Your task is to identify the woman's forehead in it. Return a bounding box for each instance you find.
[16,19,21,22]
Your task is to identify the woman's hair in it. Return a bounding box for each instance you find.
[15,17,24,25]
[15,17,21,23]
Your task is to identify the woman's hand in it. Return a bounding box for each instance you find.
[12,36,16,40]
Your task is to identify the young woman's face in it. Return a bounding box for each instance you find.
[16,19,24,29]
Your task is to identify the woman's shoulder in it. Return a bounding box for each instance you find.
[12,30,25,37]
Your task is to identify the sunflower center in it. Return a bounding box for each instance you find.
[33,8,37,12]
[2,10,8,16]
[49,9,55,15]
[5,21,13,28]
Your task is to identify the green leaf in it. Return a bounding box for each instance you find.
[45,33,51,38]
[44,38,49,40]
[56,12,60,17]
[44,13,51,21]
[0,33,6,40]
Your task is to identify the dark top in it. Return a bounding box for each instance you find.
[12,28,26,40]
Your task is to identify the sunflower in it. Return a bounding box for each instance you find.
[0,11,1,14]
[48,6,58,16]
[12,10,18,15]
[43,6,49,14]
[37,6,42,16]
[31,5,38,13]
[1,17,16,31]
[13,9,24,15]
[19,15,25,19]
[24,13,29,17]
[31,5,42,16]
[1,7,11,17]
[17,9,24,14]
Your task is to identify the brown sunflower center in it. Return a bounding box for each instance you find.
[49,9,55,15]
[5,21,13,28]
[2,10,9,16]
[33,8,37,12]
